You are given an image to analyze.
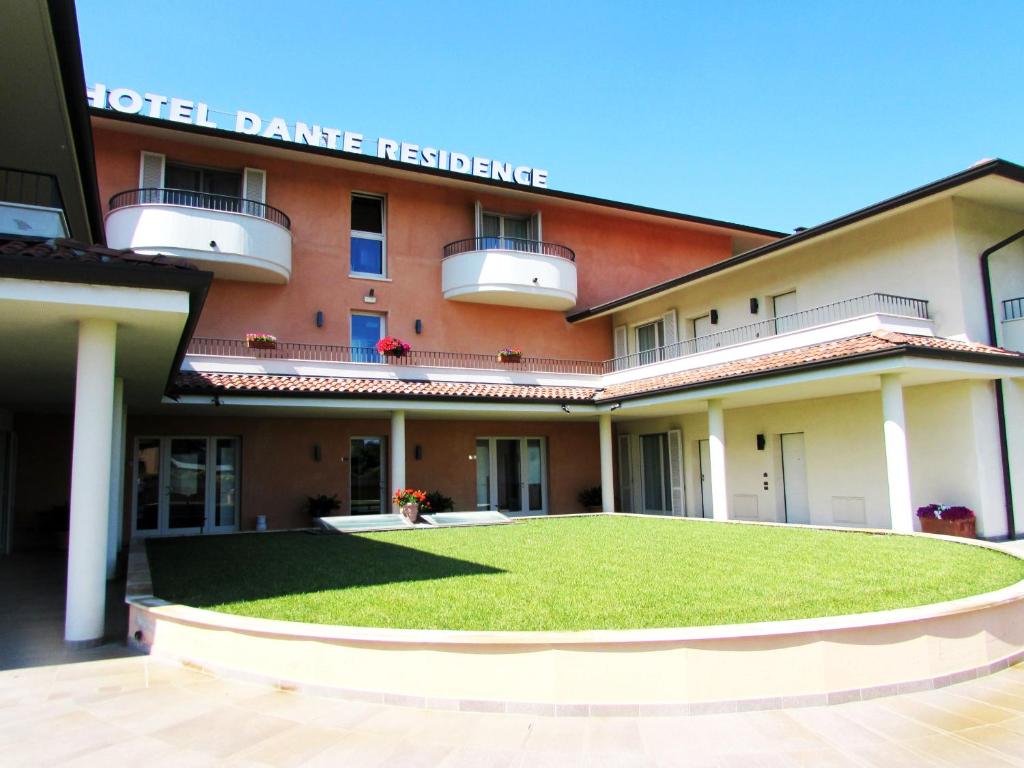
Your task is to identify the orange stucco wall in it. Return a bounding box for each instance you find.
[124,415,601,532]
[93,124,734,361]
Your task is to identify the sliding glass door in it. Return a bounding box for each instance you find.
[475,437,547,516]
[133,436,240,536]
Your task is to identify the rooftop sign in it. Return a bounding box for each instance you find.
[88,84,549,189]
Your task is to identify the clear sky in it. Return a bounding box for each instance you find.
[77,0,1024,234]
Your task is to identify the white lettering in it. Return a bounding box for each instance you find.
[450,152,471,173]
[513,166,532,185]
[167,97,194,123]
[421,147,439,168]
[438,150,450,170]
[342,132,363,153]
[86,82,107,109]
[109,88,143,114]
[491,161,513,183]
[235,110,261,134]
[142,92,166,118]
[295,122,323,146]
[472,157,491,178]
[400,143,419,164]
[262,117,291,141]
[532,169,549,188]
[377,138,399,160]
[323,127,341,149]
[194,103,217,128]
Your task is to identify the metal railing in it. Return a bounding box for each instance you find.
[1004,297,1024,321]
[187,337,604,375]
[186,292,929,378]
[108,188,291,230]
[442,236,576,262]
[605,293,930,372]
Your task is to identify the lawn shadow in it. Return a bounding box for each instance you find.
[146,531,504,607]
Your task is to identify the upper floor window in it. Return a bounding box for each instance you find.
[636,319,664,365]
[164,161,241,197]
[482,212,530,245]
[351,194,386,277]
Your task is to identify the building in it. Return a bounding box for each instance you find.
[2,1,1023,645]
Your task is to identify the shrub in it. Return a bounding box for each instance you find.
[916,504,975,521]
[424,490,454,512]
[305,494,341,517]
[578,486,602,508]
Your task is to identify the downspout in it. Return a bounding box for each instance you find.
[980,227,1024,540]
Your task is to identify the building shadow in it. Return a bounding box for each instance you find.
[146,530,505,607]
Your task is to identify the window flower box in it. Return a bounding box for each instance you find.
[245,333,277,350]
[376,336,411,358]
[497,347,522,363]
[916,504,976,538]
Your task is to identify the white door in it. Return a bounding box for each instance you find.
[781,432,810,524]
[693,314,713,352]
[772,291,798,334]
[698,439,712,518]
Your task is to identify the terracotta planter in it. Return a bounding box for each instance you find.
[919,516,976,538]
[400,502,419,524]
[246,339,277,350]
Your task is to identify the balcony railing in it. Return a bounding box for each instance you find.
[607,293,930,371]
[108,188,291,230]
[187,337,605,375]
[442,236,576,262]
[1003,297,1024,321]
[187,292,929,379]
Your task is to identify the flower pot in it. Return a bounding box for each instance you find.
[246,339,277,350]
[383,349,406,359]
[919,516,976,538]
[400,502,419,524]
[498,353,522,364]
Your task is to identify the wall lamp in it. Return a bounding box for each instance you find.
[414,319,422,334]
[756,434,766,451]
[364,288,377,304]
[414,444,422,460]
[312,444,322,462]
[209,240,217,248]
[710,309,719,325]
[315,310,324,328]
[609,402,622,411]
[561,404,572,414]
[750,298,759,314]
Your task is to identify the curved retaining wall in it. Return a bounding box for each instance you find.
[126,532,1024,716]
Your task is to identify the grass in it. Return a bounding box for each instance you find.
[146,516,1024,631]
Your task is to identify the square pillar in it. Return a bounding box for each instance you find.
[65,319,117,644]
[390,409,406,508]
[881,374,914,532]
[599,413,614,512]
[708,399,729,521]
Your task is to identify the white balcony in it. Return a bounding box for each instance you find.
[105,188,292,284]
[441,237,578,310]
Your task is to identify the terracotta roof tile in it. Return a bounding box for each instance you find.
[0,238,197,271]
[174,371,597,402]
[596,331,1024,401]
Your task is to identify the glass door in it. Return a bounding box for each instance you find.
[640,433,672,515]
[635,320,664,366]
[475,437,547,516]
[132,436,241,536]
[350,437,385,514]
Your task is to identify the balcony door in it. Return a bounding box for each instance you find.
[475,437,546,516]
[635,320,664,366]
[772,291,799,334]
[132,436,240,536]
[482,213,531,250]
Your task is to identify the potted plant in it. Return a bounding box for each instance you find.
[578,486,603,513]
[393,488,430,523]
[916,504,976,538]
[305,493,341,519]
[424,490,454,512]
[246,332,277,350]
[497,347,522,363]
[376,336,411,358]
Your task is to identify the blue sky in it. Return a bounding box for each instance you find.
[77,1,1024,233]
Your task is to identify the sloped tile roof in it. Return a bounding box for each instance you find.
[596,330,1024,401]
[0,238,197,270]
[174,371,598,402]
[173,332,1024,405]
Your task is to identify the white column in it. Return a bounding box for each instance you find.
[599,413,614,512]
[708,398,729,521]
[65,319,117,644]
[106,378,125,579]
[881,374,914,533]
[390,410,406,508]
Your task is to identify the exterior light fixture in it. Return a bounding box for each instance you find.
[710,309,719,325]
[414,445,422,460]
[561,404,572,414]
[312,444,322,461]
[364,288,377,304]
[756,434,766,451]
[609,402,622,411]
[209,240,217,248]
[415,319,422,334]
[315,310,324,328]
[750,298,759,314]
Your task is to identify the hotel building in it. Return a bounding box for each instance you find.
[3,0,1024,644]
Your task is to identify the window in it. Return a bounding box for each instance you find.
[482,212,531,250]
[635,319,664,365]
[164,161,241,197]
[351,194,386,277]
[351,312,385,362]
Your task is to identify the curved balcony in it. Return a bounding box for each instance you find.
[441,236,578,310]
[105,189,293,284]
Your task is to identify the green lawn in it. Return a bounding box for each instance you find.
[146,516,1024,631]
